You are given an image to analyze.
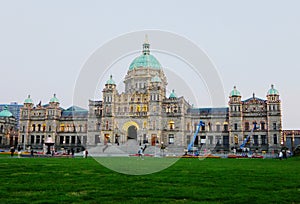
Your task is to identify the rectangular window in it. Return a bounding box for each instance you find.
[208,136,213,145]
[186,135,191,146]
[216,124,221,132]
[273,123,277,130]
[273,134,277,144]
[95,135,100,144]
[224,124,228,131]
[65,136,70,144]
[253,135,258,145]
[223,136,229,146]
[41,135,45,144]
[71,136,76,144]
[60,136,64,144]
[77,136,81,144]
[168,134,174,144]
[245,122,250,131]
[234,123,238,131]
[261,122,265,130]
[36,135,40,144]
[22,135,24,143]
[30,135,35,144]
[83,136,87,144]
[261,135,266,145]
[0,136,2,144]
[216,136,221,145]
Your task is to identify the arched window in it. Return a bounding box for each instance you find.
[234,135,238,144]
[32,124,36,132]
[169,121,175,130]
[137,105,141,112]
[60,124,65,132]
[142,105,147,112]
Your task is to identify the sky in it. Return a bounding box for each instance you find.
[0,0,299,129]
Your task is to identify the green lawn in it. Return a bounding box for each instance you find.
[0,156,299,204]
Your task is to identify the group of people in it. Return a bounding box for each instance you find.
[9,145,89,158]
[278,149,291,160]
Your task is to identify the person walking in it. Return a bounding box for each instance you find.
[138,147,144,160]
[17,145,22,158]
[279,151,283,160]
[10,146,15,157]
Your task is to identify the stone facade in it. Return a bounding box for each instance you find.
[19,95,88,151]
[16,40,283,153]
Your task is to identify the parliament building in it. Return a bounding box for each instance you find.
[16,39,283,153]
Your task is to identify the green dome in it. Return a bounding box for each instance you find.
[230,86,241,97]
[129,54,162,71]
[129,39,162,71]
[267,84,279,95]
[169,90,177,99]
[0,105,13,117]
[24,95,33,104]
[151,75,162,83]
[50,94,59,103]
[106,75,116,85]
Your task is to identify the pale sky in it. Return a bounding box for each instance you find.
[0,0,299,129]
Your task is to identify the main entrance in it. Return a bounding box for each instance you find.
[127,125,137,140]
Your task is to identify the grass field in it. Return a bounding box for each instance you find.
[0,156,299,204]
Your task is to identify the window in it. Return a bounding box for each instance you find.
[234,123,238,131]
[32,124,36,132]
[201,122,205,131]
[71,136,76,144]
[261,135,266,145]
[234,135,238,144]
[208,136,213,145]
[216,136,221,145]
[273,123,277,130]
[208,122,212,131]
[65,136,70,144]
[22,135,25,143]
[36,135,40,144]
[31,135,35,144]
[60,136,64,144]
[260,122,265,130]
[224,124,228,131]
[77,136,81,145]
[216,124,221,132]
[168,134,174,144]
[105,121,109,130]
[223,136,229,146]
[60,124,65,132]
[273,134,278,144]
[245,122,250,131]
[253,135,258,145]
[169,121,175,130]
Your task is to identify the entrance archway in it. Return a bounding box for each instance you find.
[127,126,137,140]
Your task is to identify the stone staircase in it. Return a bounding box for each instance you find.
[88,140,186,157]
